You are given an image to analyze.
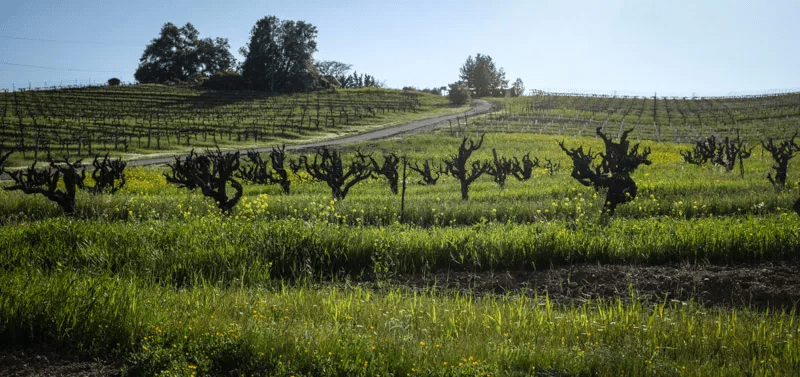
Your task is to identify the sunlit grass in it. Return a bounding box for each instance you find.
[1,272,798,377]
[2,214,797,285]
[3,128,800,375]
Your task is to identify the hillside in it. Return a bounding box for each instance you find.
[0,84,465,166]
[479,92,800,144]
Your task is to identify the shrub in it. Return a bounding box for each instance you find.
[202,70,248,90]
[447,82,471,105]
[107,78,121,86]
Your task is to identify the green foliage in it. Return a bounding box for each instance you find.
[2,272,799,377]
[107,77,121,86]
[336,71,381,89]
[1,214,798,285]
[5,90,800,376]
[134,22,235,84]
[201,70,248,90]
[447,82,471,105]
[459,53,508,97]
[240,16,319,92]
[510,78,525,97]
[313,60,352,77]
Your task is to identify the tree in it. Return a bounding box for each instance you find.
[238,146,292,195]
[681,132,753,174]
[486,148,515,189]
[559,128,651,215]
[84,154,126,194]
[458,54,508,97]
[240,16,319,93]
[336,72,381,89]
[134,22,235,84]
[165,149,243,214]
[362,151,400,194]
[444,134,489,200]
[5,158,85,214]
[300,147,372,200]
[0,147,11,172]
[762,132,800,188]
[196,37,237,77]
[447,82,471,105]
[510,78,525,97]
[202,70,248,90]
[510,153,538,181]
[409,159,441,185]
[314,60,352,77]
[794,198,800,217]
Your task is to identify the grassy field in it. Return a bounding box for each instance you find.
[1,88,800,376]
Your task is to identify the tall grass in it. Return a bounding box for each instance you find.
[1,271,798,376]
[2,215,797,284]
[3,130,800,375]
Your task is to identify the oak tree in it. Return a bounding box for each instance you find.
[134,22,235,83]
[240,16,319,93]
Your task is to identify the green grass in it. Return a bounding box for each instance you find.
[1,215,798,286]
[2,271,798,376]
[4,133,796,226]
[2,133,800,374]
[2,90,800,376]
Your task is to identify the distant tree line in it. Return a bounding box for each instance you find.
[134,17,383,93]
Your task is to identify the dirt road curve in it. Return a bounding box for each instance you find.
[127,99,492,167]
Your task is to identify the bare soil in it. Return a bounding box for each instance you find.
[397,261,800,310]
[0,343,120,377]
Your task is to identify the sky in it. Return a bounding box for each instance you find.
[1,0,798,97]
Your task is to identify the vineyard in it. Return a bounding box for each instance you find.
[473,92,800,143]
[1,86,800,377]
[0,85,434,164]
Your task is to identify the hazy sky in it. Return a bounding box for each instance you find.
[1,0,798,96]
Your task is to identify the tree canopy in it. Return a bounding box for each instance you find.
[458,54,508,97]
[510,78,525,97]
[134,22,235,84]
[314,60,352,77]
[240,16,319,93]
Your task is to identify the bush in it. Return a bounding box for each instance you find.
[107,78,121,86]
[202,71,248,90]
[447,82,471,105]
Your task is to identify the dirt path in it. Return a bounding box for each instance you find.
[127,99,492,167]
